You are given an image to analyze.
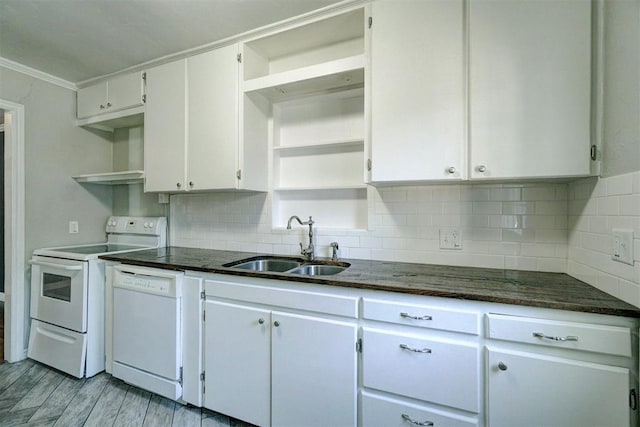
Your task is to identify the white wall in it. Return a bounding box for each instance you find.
[171,182,569,272]
[0,66,113,255]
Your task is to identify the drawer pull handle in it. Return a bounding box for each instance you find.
[400,312,432,321]
[400,344,432,354]
[401,414,434,426]
[533,332,578,342]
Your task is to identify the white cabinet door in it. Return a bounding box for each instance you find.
[487,348,630,427]
[204,301,270,427]
[77,82,107,119]
[369,0,465,182]
[271,311,357,427]
[107,72,144,113]
[187,45,240,190]
[469,0,591,179]
[144,59,187,192]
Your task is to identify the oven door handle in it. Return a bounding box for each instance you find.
[28,260,83,271]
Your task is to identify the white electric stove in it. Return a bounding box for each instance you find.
[28,216,167,378]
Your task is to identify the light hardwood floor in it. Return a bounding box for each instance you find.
[0,359,255,427]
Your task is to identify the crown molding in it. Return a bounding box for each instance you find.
[0,57,77,91]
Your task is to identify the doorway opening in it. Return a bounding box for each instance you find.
[1,100,26,363]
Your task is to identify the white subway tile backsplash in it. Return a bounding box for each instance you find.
[170,175,631,304]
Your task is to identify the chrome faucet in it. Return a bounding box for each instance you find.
[287,215,315,260]
[330,242,339,261]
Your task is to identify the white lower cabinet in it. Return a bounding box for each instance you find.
[487,348,630,427]
[362,328,479,413]
[203,278,358,427]
[361,391,478,427]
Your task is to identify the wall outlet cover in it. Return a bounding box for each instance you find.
[69,221,79,234]
[612,228,634,266]
[440,228,462,250]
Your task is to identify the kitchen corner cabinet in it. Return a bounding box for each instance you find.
[368,0,592,183]
[144,45,267,193]
[203,277,358,427]
[487,313,635,427]
[368,0,465,183]
[469,0,591,180]
[77,72,144,119]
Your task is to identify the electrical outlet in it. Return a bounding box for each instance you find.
[69,221,79,234]
[440,228,462,250]
[612,228,634,265]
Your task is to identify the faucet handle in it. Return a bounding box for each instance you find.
[330,242,339,261]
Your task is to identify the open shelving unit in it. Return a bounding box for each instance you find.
[241,7,367,230]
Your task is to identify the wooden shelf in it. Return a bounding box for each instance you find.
[274,185,367,191]
[274,138,364,153]
[72,170,144,185]
[75,107,144,132]
[243,55,365,102]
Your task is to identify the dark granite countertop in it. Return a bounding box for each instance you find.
[101,246,640,318]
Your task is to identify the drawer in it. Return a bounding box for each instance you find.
[363,298,480,335]
[362,328,480,412]
[204,279,359,318]
[362,391,478,427]
[487,313,632,357]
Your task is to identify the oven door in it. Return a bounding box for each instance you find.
[29,256,89,332]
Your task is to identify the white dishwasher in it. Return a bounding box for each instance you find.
[111,265,184,400]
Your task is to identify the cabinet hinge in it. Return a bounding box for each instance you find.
[237,53,242,63]
[142,94,146,103]
[200,290,205,300]
[201,371,206,394]
[368,16,373,28]
[142,72,146,81]
[590,144,597,161]
[630,389,637,410]
[367,158,372,172]
[203,309,206,322]
[179,366,183,385]
[356,338,363,353]
[236,169,242,180]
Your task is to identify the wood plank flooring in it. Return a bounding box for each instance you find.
[1,302,4,363]
[0,359,255,427]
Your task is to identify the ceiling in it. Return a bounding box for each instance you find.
[0,0,347,84]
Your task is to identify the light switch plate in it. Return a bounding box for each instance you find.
[612,228,634,265]
[69,221,79,234]
[440,228,462,250]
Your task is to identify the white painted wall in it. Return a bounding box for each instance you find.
[0,66,114,254]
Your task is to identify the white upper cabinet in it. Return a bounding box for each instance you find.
[144,59,187,192]
[187,45,241,190]
[77,72,144,119]
[144,45,267,193]
[369,0,465,183]
[469,0,592,180]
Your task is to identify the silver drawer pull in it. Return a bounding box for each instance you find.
[400,312,432,321]
[533,332,579,342]
[400,344,432,354]
[402,414,434,426]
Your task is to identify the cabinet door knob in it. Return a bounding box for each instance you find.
[106,102,112,108]
[189,181,194,188]
[258,318,265,325]
[476,165,487,173]
[176,182,182,188]
[498,361,508,371]
[99,104,105,109]
[273,320,280,327]
[447,166,456,174]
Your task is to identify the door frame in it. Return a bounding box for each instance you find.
[2,99,26,362]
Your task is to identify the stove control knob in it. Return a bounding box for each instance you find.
[149,222,154,228]
[144,222,149,228]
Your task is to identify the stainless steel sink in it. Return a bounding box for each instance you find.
[224,256,303,272]
[287,264,347,276]
[223,255,349,276]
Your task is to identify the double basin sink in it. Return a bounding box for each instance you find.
[223,255,349,276]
